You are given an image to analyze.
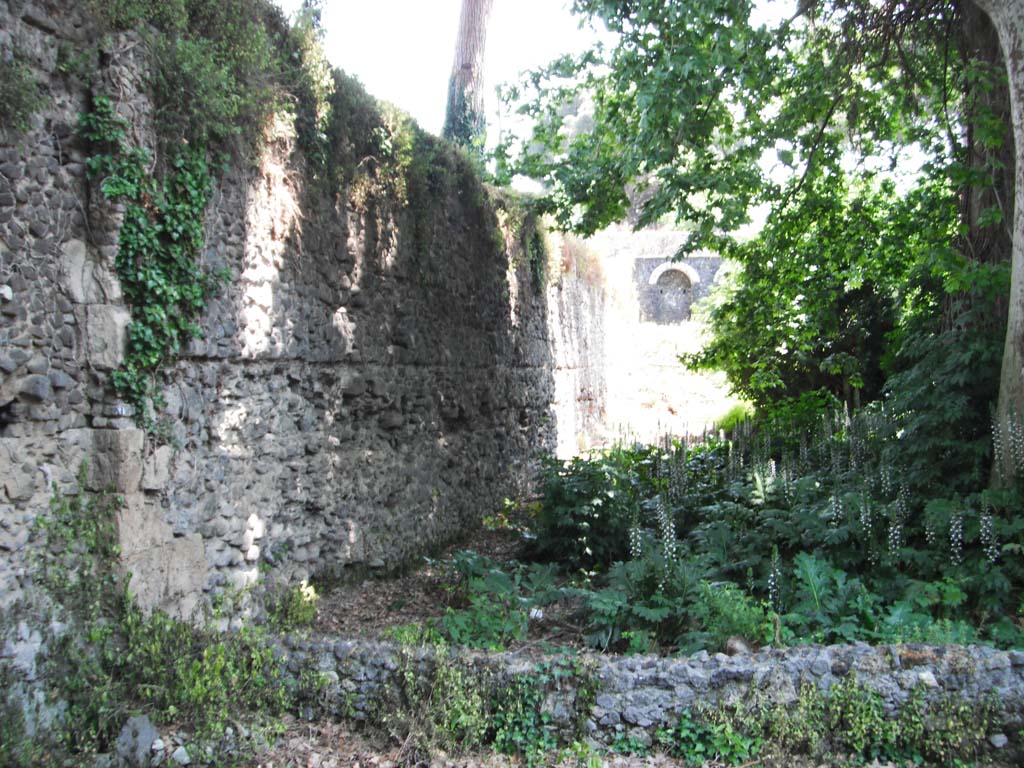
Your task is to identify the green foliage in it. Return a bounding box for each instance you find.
[690,581,773,652]
[491,674,558,765]
[0,49,45,133]
[90,0,288,152]
[527,401,1024,652]
[78,96,226,430]
[501,0,991,257]
[882,303,1005,498]
[33,474,294,762]
[683,176,960,408]
[656,709,761,766]
[608,733,651,756]
[716,401,755,434]
[380,634,587,764]
[381,631,490,755]
[529,445,668,572]
[824,677,995,764]
[266,579,320,632]
[503,0,1012,434]
[440,551,529,650]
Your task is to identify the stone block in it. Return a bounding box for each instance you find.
[18,374,53,402]
[87,428,145,492]
[61,239,91,304]
[141,445,173,491]
[85,304,131,370]
[0,439,37,501]
[117,494,170,558]
[122,532,206,620]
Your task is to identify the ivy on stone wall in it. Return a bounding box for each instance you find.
[78,96,225,430]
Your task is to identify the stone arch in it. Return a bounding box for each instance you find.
[638,261,697,323]
[647,261,701,287]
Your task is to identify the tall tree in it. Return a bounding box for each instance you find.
[974,0,1024,481]
[443,0,495,149]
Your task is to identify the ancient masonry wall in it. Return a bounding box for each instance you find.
[0,0,606,622]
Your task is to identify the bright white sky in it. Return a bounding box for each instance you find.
[275,0,603,136]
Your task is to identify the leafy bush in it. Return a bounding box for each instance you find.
[90,0,288,152]
[525,398,1024,652]
[529,444,683,572]
[657,709,761,766]
[267,579,320,631]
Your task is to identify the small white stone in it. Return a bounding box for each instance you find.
[0,285,12,301]
[990,733,1008,749]
[171,745,190,765]
[247,513,265,538]
[917,670,938,688]
[151,738,165,752]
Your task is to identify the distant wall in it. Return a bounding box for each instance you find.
[0,0,606,629]
[633,255,722,324]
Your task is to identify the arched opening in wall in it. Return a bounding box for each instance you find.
[639,262,700,324]
[654,270,692,322]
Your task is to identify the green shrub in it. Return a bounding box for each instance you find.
[715,401,754,434]
[89,0,287,152]
[438,551,528,650]
[689,581,773,652]
[491,675,558,765]
[267,579,320,631]
[656,709,761,766]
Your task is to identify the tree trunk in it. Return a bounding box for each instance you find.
[959,2,1014,276]
[974,0,1024,482]
[443,0,495,149]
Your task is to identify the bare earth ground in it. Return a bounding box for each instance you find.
[314,526,524,643]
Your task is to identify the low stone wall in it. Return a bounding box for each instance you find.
[284,637,1024,756]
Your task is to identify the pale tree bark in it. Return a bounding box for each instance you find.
[443,0,495,149]
[974,0,1024,482]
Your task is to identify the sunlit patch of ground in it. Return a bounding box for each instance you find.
[593,233,744,449]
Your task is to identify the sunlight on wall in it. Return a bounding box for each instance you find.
[240,124,300,357]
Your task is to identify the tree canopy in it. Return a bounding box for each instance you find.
[500,0,1013,416]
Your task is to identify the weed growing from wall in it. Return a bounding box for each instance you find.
[87,0,289,154]
[0,49,45,133]
[78,96,227,431]
[266,579,320,632]
[375,630,594,766]
[640,680,998,767]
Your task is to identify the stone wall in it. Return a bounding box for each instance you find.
[286,637,1024,758]
[545,233,607,457]
[633,255,723,324]
[0,0,606,626]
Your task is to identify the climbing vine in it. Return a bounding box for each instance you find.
[78,96,226,431]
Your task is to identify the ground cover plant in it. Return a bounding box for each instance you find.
[414,395,1024,656]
